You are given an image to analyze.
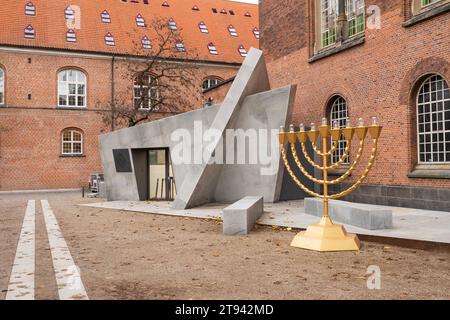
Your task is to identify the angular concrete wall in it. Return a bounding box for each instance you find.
[99,48,296,209]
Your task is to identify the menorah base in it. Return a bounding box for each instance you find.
[291,217,360,252]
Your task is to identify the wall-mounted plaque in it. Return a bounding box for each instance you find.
[113,149,133,173]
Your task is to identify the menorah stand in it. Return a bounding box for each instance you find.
[279,118,382,252]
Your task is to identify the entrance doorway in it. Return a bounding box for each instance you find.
[148,149,176,201]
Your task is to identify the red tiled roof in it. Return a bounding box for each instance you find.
[0,0,259,64]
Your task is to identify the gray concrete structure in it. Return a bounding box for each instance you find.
[222,196,264,235]
[99,48,296,209]
[304,198,393,230]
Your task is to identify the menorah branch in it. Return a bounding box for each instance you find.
[290,144,325,184]
[300,141,352,171]
[311,139,338,157]
[329,139,379,199]
[280,145,323,198]
[328,139,365,185]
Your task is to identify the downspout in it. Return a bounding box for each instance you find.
[111,55,116,131]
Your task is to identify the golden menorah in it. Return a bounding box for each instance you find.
[278,117,382,252]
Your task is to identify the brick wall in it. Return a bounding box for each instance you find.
[260,0,450,189]
[0,48,238,190]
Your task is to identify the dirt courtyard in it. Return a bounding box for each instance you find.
[1,192,449,300]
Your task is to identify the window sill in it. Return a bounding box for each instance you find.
[408,164,450,179]
[329,166,351,177]
[60,154,85,158]
[309,34,365,63]
[403,2,450,27]
[57,106,87,110]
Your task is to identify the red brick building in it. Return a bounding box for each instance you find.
[261,0,450,210]
[0,0,259,190]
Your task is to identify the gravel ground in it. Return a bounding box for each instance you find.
[1,192,450,300]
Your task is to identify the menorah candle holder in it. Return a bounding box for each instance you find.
[278,117,382,252]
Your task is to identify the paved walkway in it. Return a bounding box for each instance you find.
[81,200,450,244]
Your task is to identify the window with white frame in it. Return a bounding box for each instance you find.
[58,69,86,108]
[136,14,145,27]
[134,74,160,110]
[175,40,186,52]
[417,75,450,163]
[207,43,218,55]
[66,29,77,43]
[252,27,260,39]
[61,129,83,155]
[320,0,338,48]
[168,18,177,30]
[238,45,247,57]
[228,25,238,37]
[65,6,74,20]
[101,10,111,23]
[202,77,222,90]
[0,67,4,105]
[346,0,365,37]
[141,36,151,49]
[199,21,209,33]
[330,96,350,165]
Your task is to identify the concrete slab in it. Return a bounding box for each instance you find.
[80,200,450,244]
[304,198,393,230]
[223,196,264,235]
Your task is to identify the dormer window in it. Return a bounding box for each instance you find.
[252,27,260,39]
[105,32,115,46]
[142,36,152,49]
[192,5,200,11]
[212,8,218,13]
[244,12,252,17]
[168,18,177,30]
[162,1,170,7]
[238,45,247,57]
[220,9,227,14]
[24,25,35,39]
[208,43,218,55]
[175,41,186,52]
[228,25,238,37]
[25,2,36,16]
[65,6,74,20]
[199,21,209,33]
[66,29,77,43]
[101,10,111,23]
[136,14,145,27]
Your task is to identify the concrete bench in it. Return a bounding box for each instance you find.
[305,198,392,230]
[223,196,264,235]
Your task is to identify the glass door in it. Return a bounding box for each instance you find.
[148,149,176,201]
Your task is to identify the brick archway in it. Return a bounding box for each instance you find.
[399,57,450,170]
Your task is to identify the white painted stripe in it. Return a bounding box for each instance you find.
[41,200,88,300]
[6,200,35,300]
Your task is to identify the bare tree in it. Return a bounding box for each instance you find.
[100,17,205,129]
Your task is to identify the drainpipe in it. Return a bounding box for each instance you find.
[111,56,116,131]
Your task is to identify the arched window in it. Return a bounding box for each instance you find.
[0,67,4,105]
[134,74,160,110]
[329,96,349,164]
[61,129,83,155]
[202,77,223,90]
[58,69,87,108]
[417,74,450,163]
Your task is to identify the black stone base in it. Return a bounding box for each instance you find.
[328,184,450,212]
